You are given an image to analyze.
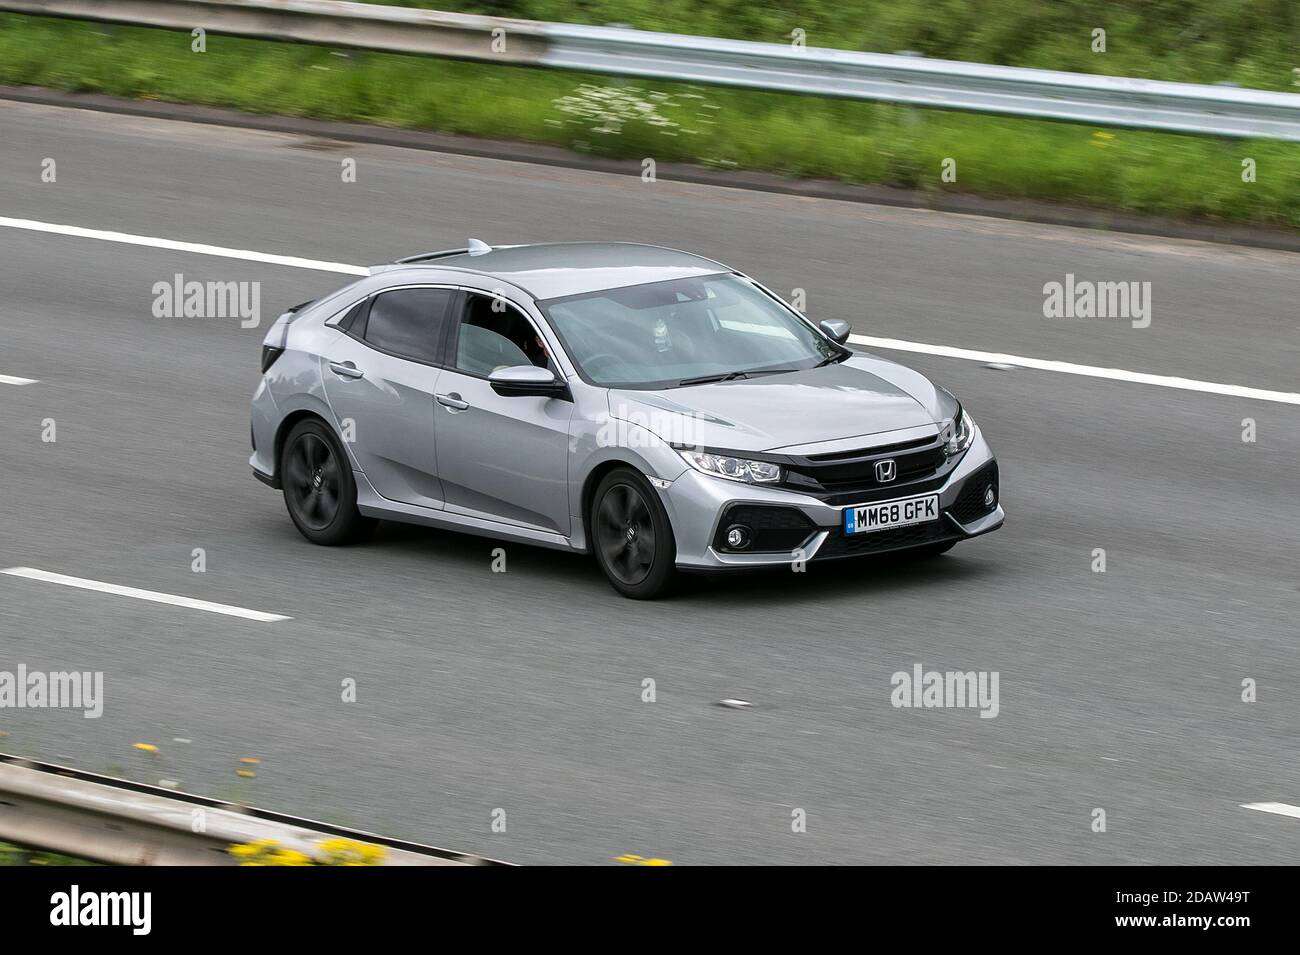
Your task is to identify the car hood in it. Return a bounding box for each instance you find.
[607,353,959,453]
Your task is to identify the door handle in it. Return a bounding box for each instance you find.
[435,392,470,412]
[328,360,365,380]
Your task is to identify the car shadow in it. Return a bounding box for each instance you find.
[674,550,1000,606]
[368,520,999,604]
[368,518,595,573]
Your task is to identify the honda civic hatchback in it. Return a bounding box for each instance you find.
[250,241,1002,598]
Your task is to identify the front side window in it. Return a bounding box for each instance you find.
[540,274,842,389]
[363,287,456,364]
[454,292,553,377]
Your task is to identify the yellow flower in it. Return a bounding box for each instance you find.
[315,837,387,866]
[270,849,313,866]
[229,838,282,863]
[230,836,388,866]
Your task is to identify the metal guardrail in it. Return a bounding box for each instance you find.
[6,0,1300,140]
[0,754,506,865]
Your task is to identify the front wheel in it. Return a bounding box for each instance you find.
[590,468,677,599]
[280,418,376,545]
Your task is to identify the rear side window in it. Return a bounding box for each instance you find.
[336,298,367,333]
[363,288,456,364]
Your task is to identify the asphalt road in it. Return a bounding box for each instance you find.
[1,100,1298,865]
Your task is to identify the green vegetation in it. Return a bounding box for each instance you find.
[0,840,95,865]
[378,0,1300,89]
[1,11,1297,227]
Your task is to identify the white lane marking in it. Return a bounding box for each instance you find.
[849,334,1300,406]
[3,215,1295,405]
[0,216,366,276]
[1,567,291,622]
[0,374,38,385]
[1241,802,1300,819]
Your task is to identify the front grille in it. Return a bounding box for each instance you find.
[713,504,817,553]
[813,517,959,560]
[948,462,999,525]
[780,436,955,502]
[792,446,945,488]
[804,435,932,462]
[817,474,948,508]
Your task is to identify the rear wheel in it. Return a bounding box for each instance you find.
[590,468,677,599]
[281,419,376,545]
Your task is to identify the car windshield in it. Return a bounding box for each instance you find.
[540,273,844,389]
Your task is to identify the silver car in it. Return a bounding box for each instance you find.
[250,241,1002,598]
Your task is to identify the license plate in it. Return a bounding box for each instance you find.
[843,494,939,535]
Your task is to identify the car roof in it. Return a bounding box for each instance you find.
[385,242,732,301]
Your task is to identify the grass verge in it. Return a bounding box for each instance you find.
[375,0,1300,91]
[0,13,1297,227]
[0,840,96,866]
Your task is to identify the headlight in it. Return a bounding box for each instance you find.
[677,448,782,484]
[944,406,976,456]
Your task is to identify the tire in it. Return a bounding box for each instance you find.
[590,467,677,599]
[280,418,376,545]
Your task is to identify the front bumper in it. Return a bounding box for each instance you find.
[661,428,1003,570]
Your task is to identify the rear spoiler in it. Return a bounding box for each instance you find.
[260,299,316,371]
[367,250,466,275]
[369,239,499,274]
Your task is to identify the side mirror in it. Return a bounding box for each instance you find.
[819,319,852,345]
[488,364,568,398]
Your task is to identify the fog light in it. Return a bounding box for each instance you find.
[983,486,996,509]
[725,525,751,549]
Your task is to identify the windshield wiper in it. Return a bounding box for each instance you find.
[677,370,750,386]
[677,355,843,386]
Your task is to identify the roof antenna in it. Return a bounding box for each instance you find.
[466,238,492,256]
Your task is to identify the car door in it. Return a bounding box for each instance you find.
[433,291,575,535]
[320,286,456,510]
